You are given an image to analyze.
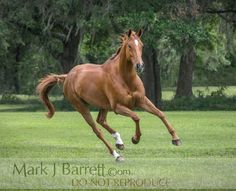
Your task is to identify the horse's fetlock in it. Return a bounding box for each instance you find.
[169,129,176,136]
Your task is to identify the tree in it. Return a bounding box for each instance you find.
[0,0,235,97]
[0,0,34,93]
[37,0,92,73]
[142,47,162,106]
[175,45,196,97]
[159,0,216,98]
[171,0,198,98]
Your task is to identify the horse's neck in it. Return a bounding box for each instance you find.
[118,50,136,86]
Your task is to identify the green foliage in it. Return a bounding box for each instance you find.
[81,33,117,64]
[157,37,180,87]
[0,20,10,55]
[164,19,210,50]
[197,26,231,72]
[163,94,236,111]
[0,93,21,104]
[0,0,236,96]
[20,49,60,94]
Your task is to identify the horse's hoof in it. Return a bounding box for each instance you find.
[116,156,125,162]
[131,136,139,144]
[116,144,125,150]
[172,139,182,146]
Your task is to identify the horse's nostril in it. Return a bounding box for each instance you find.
[136,63,144,68]
[135,63,144,74]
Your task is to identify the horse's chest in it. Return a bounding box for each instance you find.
[119,82,135,96]
[118,84,140,106]
[111,77,142,107]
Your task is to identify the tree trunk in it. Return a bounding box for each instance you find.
[142,47,162,107]
[60,29,82,73]
[13,45,20,93]
[175,45,196,98]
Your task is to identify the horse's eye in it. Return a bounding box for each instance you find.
[128,45,132,49]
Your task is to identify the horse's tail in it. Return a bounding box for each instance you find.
[36,74,67,118]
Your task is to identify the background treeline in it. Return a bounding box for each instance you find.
[0,0,236,109]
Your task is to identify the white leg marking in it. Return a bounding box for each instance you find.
[112,150,120,159]
[112,132,124,145]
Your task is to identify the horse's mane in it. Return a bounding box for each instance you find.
[109,32,132,60]
[110,47,121,60]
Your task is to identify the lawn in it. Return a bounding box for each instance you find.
[0,110,235,189]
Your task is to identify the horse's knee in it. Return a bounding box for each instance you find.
[132,115,140,122]
[158,111,165,119]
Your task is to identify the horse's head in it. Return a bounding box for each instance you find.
[125,29,144,74]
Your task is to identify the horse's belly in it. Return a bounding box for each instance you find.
[80,87,111,109]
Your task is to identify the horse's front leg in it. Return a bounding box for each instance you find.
[138,96,181,146]
[115,104,142,144]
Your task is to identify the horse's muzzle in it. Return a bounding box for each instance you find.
[136,63,144,74]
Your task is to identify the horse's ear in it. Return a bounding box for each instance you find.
[137,29,143,38]
[127,29,132,38]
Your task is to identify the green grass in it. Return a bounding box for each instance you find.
[0,111,235,158]
[0,111,236,189]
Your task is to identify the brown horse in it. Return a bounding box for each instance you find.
[37,29,181,161]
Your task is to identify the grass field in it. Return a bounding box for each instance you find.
[0,110,236,189]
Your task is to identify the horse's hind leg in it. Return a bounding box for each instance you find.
[96,109,124,150]
[96,109,115,134]
[81,110,124,161]
[138,96,181,146]
[67,95,123,161]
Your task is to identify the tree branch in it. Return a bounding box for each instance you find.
[206,8,236,23]
[51,32,66,41]
[206,9,236,14]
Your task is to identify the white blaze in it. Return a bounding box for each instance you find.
[134,39,139,46]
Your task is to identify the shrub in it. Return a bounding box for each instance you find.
[162,95,236,111]
[0,93,22,104]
